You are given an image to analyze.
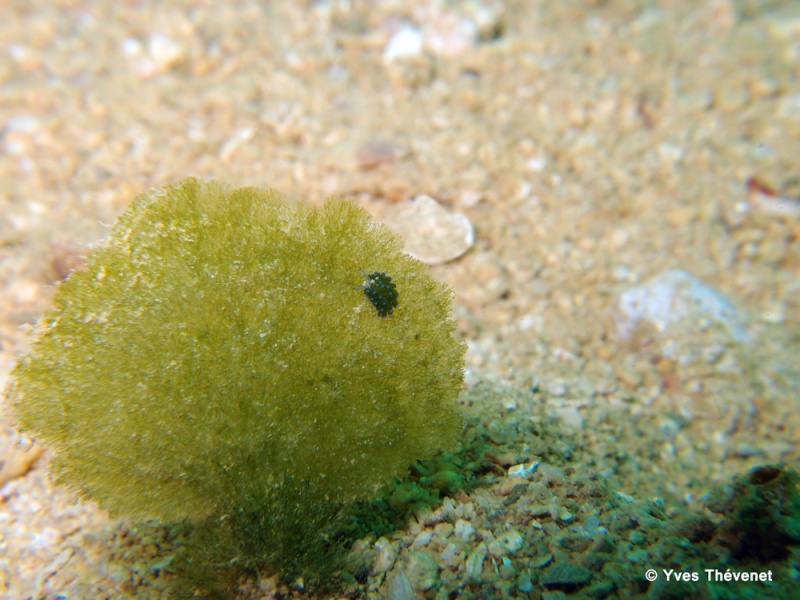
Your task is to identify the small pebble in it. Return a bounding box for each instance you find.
[355,140,400,170]
[127,34,186,78]
[464,544,486,581]
[440,542,462,569]
[434,522,454,539]
[629,530,646,545]
[454,519,475,542]
[732,444,765,459]
[383,26,424,62]
[404,550,439,592]
[531,554,554,569]
[507,461,539,478]
[541,562,593,589]
[702,344,727,363]
[411,529,433,551]
[518,571,533,592]
[555,506,573,522]
[488,530,524,557]
[547,380,567,397]
[373,537,397,575]
[385,567,414,600]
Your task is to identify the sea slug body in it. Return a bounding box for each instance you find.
[357,269,399,317]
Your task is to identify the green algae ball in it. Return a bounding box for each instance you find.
[9,177,465,522]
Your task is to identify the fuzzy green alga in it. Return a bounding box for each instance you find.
[8,177,465,525]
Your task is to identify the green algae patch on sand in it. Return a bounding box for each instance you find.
[7,177,465,585]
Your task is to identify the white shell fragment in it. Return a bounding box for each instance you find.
[508,461,539,477]
[488,530,524,557]
[615,269,746,343]
[613,269,751,368]
[123,34,186,78]
[749,188,800,217]
[392,195,475,264]
[383,26,424,63]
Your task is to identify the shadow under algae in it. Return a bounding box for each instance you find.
[171,472,349,597]
[170,413,499,596]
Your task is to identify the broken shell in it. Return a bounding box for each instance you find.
[391,195,475,264]
[508,461,539,477]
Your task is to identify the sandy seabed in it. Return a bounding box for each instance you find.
[1,1,799,598]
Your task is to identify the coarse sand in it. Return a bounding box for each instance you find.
[1,1,798,598]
